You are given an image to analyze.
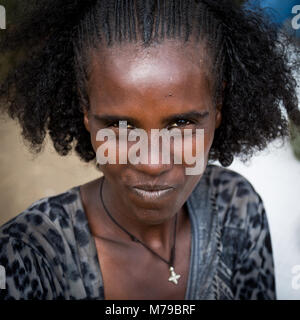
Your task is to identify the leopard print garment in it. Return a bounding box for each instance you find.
[0,164,276,300]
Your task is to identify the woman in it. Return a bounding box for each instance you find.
[0,0,299,300]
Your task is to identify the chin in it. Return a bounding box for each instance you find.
[133,209,175,226]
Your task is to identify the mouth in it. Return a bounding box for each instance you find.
[129,184,175,201]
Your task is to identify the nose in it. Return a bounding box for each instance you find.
[129,133,173,176]
[133,161,173,176]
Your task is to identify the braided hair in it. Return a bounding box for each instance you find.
[0,0,299,167]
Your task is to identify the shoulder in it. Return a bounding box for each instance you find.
[203,164,263,230]
[0,186,85,299]
[204,163,258,199]
[203,166,276,300]
[0,185,82,262]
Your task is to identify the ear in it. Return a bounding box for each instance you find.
[83,107,91,133]
[215,81,226,129]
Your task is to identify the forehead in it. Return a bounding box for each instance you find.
[86,40,213,108]
[89,39,210,85]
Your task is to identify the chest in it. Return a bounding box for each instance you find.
[93,233,191,300]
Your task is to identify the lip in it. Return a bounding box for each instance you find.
[130,186,175,200]
[132,184,174,191]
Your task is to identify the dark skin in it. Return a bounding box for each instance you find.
[80,39,223,299]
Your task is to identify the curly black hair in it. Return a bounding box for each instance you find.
[0,0,299,167]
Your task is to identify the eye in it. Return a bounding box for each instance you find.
[168,119,194,129]
[108,121,135,130]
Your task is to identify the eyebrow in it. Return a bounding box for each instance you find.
[162,111,210,124]
[91,110,210,126]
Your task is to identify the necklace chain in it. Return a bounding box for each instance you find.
[99,177,178,268]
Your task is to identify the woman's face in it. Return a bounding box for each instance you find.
[83,39,222,225]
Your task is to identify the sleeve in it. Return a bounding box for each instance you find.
[0,236,64,300]
[231,193,277,300]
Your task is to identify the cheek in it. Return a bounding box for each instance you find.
[89,124,99,151]
[171,126,214,166]
[91,129,136,175]
[88,125,114,173]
